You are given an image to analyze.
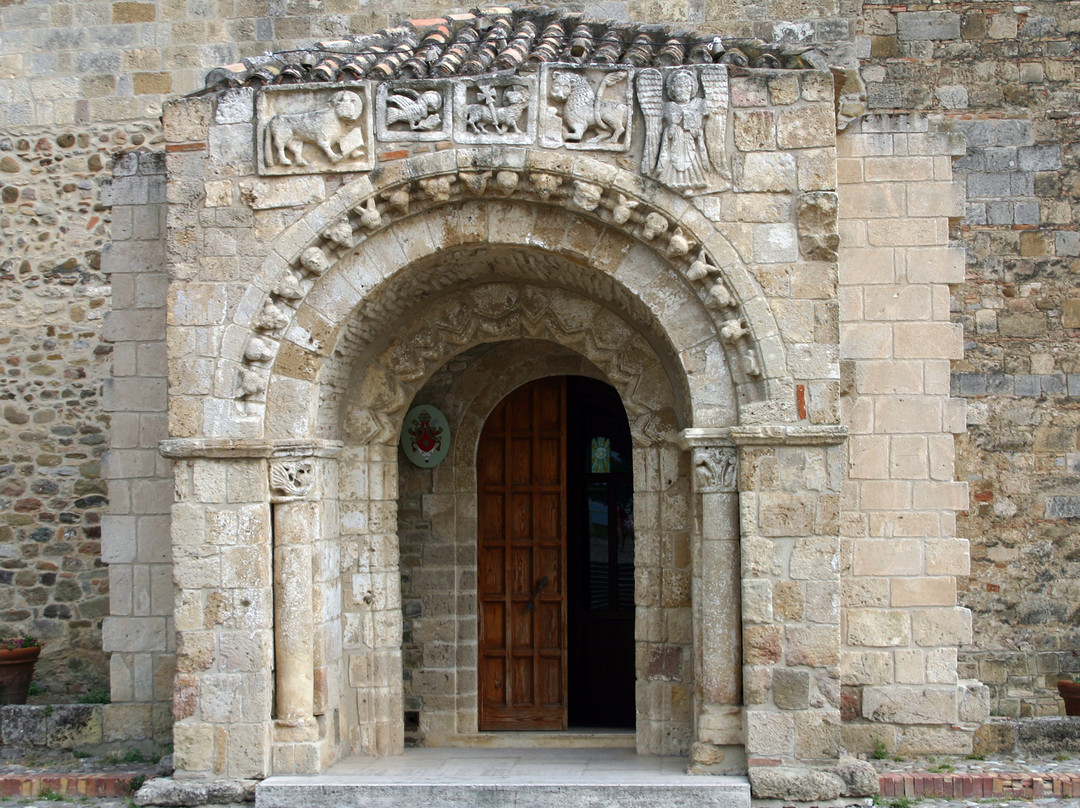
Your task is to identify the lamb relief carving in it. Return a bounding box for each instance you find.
[258,85,373,175]
[541,66,631,151]
[453,77,537,145]
[636,65,730,194]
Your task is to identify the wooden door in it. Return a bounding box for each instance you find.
[477,377,567,730]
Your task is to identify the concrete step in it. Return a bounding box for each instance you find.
[256,748,750,808]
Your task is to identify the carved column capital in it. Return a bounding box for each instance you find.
[692,446,738,494]
[269,458,317,503]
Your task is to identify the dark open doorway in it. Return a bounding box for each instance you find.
[566,376,635,728]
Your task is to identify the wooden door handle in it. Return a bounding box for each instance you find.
[526,576,549,612]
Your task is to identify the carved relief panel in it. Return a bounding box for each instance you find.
[636,65,730,194]
[452,76,538,145]
[375,80,453,142]
[539,65,633,152]
[257,84,374,175]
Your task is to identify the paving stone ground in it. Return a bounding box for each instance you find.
[0,752,1078,808]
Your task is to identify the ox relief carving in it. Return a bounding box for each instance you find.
[257,85,373,175]
[375,80,452,142]
[269,459,316,502]
[540,66,632,151]
[694,447,737,493]
[453,77,537,145]
[637,65,730,194]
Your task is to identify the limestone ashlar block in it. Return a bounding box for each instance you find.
[737,151,796,192]
[746,709,795,756]
[756,491,815,537]
[846,608,910,646]
[924,537,970,576]
[891,576,956,607]
[794,709,841,759]
[867,217,947,247]
[896,724,973,756]
[786,624,840,666]
[163,96,213,142]
[911,606,972,646]
[862,684,959,724]
[776,105,836,149]
[862,156,935,182]
[102,616,168,653]
[841,650,894,685]
[840,322,892,359]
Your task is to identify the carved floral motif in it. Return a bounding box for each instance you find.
[693,447,737,492]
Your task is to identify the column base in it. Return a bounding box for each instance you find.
[274,716,319,742]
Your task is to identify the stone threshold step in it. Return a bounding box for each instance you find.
[0,772,146,798]
[256,782,751,808]
[430,730,636,748]
[880,772,1080,800]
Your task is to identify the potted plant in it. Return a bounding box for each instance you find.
[0,634,41,705]
[1058,676,1080,717]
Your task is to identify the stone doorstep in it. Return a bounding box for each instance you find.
[879,772,1080,800]
[255,783,752,808]
[0,772,146,798]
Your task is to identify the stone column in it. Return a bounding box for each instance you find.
[681,431,744,774]
[269,459,319,740]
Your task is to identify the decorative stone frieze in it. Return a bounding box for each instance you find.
[453,76,537,144]
[540,66,633,151]
[375,80,452,142]
[257,85,373,175]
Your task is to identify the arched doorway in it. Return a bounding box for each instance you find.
[477,376,635,731]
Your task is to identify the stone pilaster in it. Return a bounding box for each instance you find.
[160,439,340,778]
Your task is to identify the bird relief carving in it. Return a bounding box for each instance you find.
[636,65,730,194]
[375,81,452,142]
[257,85,373,175]
[453,77,537,145]
[540,66,632,152]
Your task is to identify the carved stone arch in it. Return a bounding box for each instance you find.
[339,281,687,453]
[219,149,794,443]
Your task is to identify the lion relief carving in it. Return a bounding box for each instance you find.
[261,89,368,171]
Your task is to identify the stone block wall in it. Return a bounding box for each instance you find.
[858,0,1080,717]
[100,151,172,745]
[836,116,988,756]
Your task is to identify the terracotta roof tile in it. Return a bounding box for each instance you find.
[202,5,827,91]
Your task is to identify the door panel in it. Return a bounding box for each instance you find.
[477,377,567,730]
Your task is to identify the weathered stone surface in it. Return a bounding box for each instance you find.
[862,685,958,724]
[749,767,844,801]
[133,777,257,806]
[834,756,879,796]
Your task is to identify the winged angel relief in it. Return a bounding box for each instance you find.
[637,66,730,194]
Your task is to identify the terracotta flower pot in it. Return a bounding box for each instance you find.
[0,645,41,705]
[1058,680,1080,717]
